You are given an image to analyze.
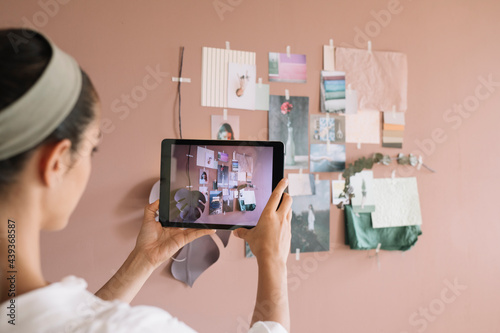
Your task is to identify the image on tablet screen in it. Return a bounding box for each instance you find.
[168,143,274,227]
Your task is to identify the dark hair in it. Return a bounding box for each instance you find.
[0,29,98,191]
[217,123,234,140]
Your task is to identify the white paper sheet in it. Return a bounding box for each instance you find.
[371,177,422,228]
[237,172,246,182]
[288,173,314,197]
[242,190,256,205]
[323,45,335,71]
[345,110,381,144]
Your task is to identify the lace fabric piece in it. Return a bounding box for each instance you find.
[371,177,422,228]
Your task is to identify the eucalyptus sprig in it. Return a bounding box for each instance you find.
[335,153,433,209]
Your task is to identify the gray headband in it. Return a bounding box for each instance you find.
[0,33,82,160]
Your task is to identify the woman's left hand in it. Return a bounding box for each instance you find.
[134,200,216,270]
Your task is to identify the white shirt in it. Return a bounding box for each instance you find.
[0,276,287,333]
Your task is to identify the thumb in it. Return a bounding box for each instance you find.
[143,200,159,223]
[233,228,249,240]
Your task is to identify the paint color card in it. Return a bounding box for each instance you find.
[255,83,270,110]
[201,47,256,108]
[345,110,381,144]
[371,177,422,228]
[382,111,405,148]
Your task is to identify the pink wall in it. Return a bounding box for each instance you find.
[2,1,500,332]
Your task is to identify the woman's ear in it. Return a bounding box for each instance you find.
[39,139,72,188]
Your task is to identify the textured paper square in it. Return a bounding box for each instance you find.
[335,47,408,112]
[345,110,381,144]
[371,177,422,228]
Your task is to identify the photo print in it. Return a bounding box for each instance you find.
[332,180,348,206]
[199,169,208,185]
[218,151,229,163]
[310,143,346,172]
[349,170,375,213]
[320,71,346,113]
[269,95,309,170]
[310,114,346,144]
[231,160,239,171]
[199,186,209,202]
[291,179,331,253]
[227,63,256,110]
[217,165,229,187]
[269,52,307,83]
[229,172,238,188]
[211,115,240,140]
[196,146,217,169]
[209,191,223,215]
[223,193,234,213]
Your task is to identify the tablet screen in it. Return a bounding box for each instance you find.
[159,140,284,229]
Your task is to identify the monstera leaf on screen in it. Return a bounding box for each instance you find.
[174,188,206,221]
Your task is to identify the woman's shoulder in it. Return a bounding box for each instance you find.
[0,275,197,333]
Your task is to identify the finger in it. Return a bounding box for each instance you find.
[265,178,289,212]
[286,207,292,223]
[233,227,249,240]
[277,193,293,216]
[143,200,160,223]
[181,228,216,244]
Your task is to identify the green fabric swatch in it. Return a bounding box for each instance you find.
[344,205,421,251]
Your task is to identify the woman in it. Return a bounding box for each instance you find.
[0,29,292,332]
[217,123,235,140]
[307,204,315,232]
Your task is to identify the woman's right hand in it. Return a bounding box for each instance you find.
[233,178,292,264]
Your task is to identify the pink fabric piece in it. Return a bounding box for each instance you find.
[335,47,408,112]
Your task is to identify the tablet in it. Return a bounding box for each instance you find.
[159,139,285,229]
